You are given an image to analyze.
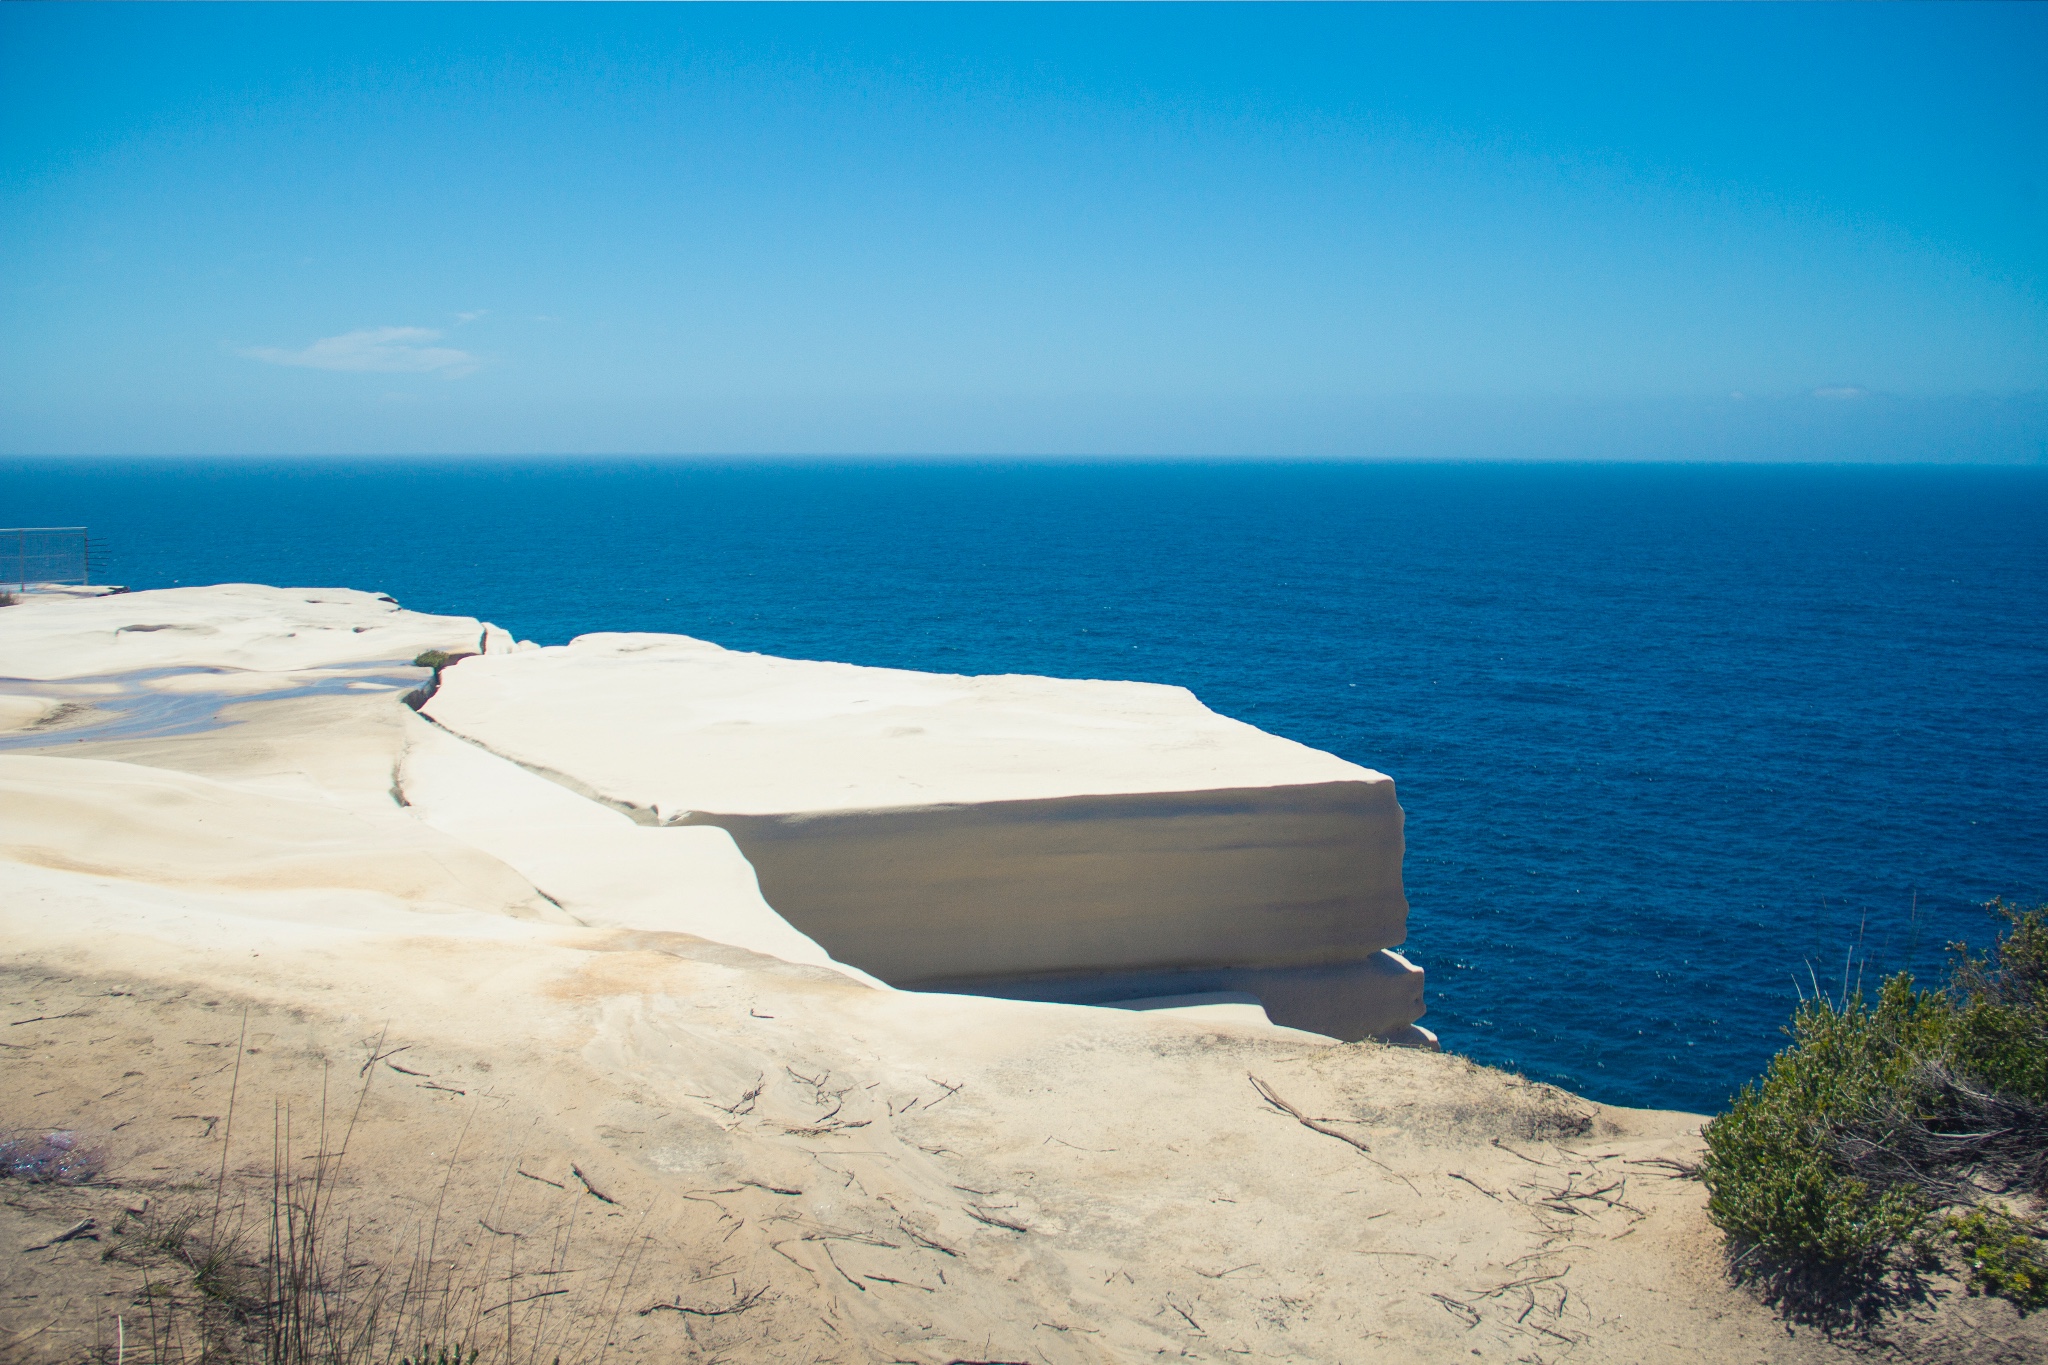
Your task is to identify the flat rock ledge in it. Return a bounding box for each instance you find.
[420,631,1425,1041]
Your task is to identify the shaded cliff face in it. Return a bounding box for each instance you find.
[421,632,1421,1039]
[685,781,1405,979]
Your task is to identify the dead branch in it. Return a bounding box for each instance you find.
[711,1074,765,1117]
[817,1240,865,1291]
[21,1217,96,1251]
[1248,1074,1373,1154]
[802,1227,901,1249]
[963,1205,1030,1233]
[1491,1137,1557,1166]
[1472,1270,1570,1300]
[784,1119,872,1137]
[901,1224,960,1257]
[863,1273,935,1292]
[638,1284,769,1318]
[1446,1171,1502,1201]
[572,1164,617,1205]
[358,1042,410,1076]
[1248,1074,1420,1193]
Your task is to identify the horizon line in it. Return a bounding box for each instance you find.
[4,452,2046,468]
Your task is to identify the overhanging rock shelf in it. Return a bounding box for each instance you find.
[422,633,1429,1044]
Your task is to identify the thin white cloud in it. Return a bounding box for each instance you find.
[1812,385,1869,401]
[238,326,480,377]
[454,310,489,324]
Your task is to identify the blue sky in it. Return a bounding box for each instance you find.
[3,3,2044,459]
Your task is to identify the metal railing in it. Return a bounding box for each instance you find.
[2,527,96,589]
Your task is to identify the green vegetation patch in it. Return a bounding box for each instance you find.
[1701,900,2048,1307]
[1947,1208,2048,1310]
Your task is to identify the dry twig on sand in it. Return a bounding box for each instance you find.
[1446,1171,1502,1201]
[1246,1075,1372,1153]
[21,1217,96,1252]
[571,1164,617,1205]
[1247,1074,1420,1194]
[637,1283,768,1318]
[962,1206,1030,1234]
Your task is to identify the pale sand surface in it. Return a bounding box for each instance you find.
[1,588,2037,1364]
[0,694,59,733]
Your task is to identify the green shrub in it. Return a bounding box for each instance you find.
[1701,900,2048,1303]
[1701,982,1936,1271]
[1946,1209,2048,1310]
[1948,899,2048,1106]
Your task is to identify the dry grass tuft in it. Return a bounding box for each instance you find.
[106,1033,621,1365]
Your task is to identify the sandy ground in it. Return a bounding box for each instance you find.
[2,588,2040,1364]
[9,945,2036,1365]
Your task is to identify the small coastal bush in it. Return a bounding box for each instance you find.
[1701,900,2048,1305]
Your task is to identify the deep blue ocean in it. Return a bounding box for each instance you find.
[5,458,2044,1114]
